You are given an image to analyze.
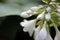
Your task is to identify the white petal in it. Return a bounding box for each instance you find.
[20,19,36,36]
[54,31,60,40]
[39,27,47,40]
[30,6,39,12]
[26,10,33,15]
[56,5,60,13]
[20,11,30,18]
[45,13,51,21]
[46,7,51,12]
[23,27,28,32]
[34,26,41,39]
[26,10,37,15]
[37,12,45,20]
[20,20,28,27]
[35,35,41,40]
[35,27,47,40]
[51,0,56,1]
[56,6,60,12]
[45,34,53,40]
[57,5,60,8]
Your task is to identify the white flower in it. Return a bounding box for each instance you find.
[56,5,60,13]
[35,26,47,40]
[34,26,53,40]
[20,19,36,36]
[34,25,41,39]
[54,30,60,40]
[20,10,33,18]
[45,33,53,40]
[37,11,45,20]
[51,0,56,1]
[45,13,51,21]
[54,24,60,40]
[30,6,39,12]
[27,10,37,15]
[34,21,53,40]
[57,8,60,13]
[46,6,51,12]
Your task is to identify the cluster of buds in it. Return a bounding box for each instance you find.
[20,0,60,40]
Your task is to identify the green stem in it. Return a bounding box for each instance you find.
[46,23,50,34]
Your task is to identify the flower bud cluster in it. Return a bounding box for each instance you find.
[20,0,60,40]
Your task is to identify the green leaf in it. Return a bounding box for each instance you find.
[0,2,37,17]
[42,0,51,4]
[0,4,21,17]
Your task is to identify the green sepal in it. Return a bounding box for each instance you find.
[51,15,60,26]
[42,0,51,4]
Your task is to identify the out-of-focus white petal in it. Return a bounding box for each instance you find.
[51,0,56,1]
[57,9,60,13]
[45,13,51,21]
[37,11,45,20]
[46,6,51,12]
[20,11,30,18]
[26,10,37,15]
[39,27,47,40]
[35,26,47,40]
[57,5,60,8]
[30,6,39,12]
[34,26,41,39]
[20,19,36,36]
[20,9,37,18]
[56,5,60,13]
[54,31,60,40]
[45,33,53,40]
[35,27,53,40]
[26,10,33,14]
[20,19,27,27]
[35,34,40,40]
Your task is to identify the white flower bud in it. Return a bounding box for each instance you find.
[30,6,39,12]
[56,5,60,13]
[20,10,33,18]
[35,21,52,40]
[51,0,56,1]
[26,10,32,14]
[35,26,47,40]
[37,11,45,20]
[20,11,30,18]
[46,7,51,12]
[57,9,60,13]
[45,13,51,21]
